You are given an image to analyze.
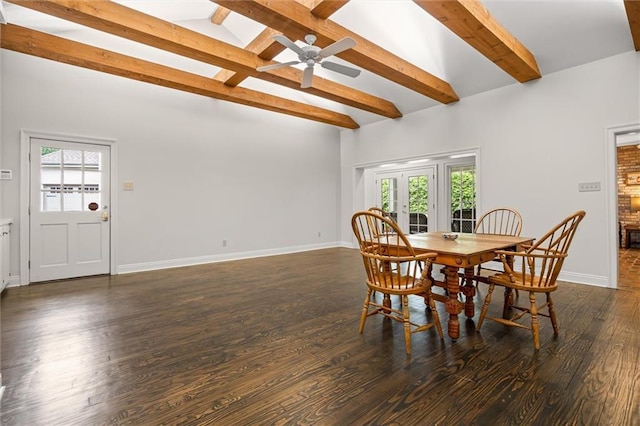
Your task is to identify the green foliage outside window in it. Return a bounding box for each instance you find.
[450,169,476,212]
[41,147,59,155]
[380,176,429,213]
[408,176,428,213]
[381,179,390,212]
[380,169,475,215]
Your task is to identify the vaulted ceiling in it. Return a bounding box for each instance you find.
[1,0,638,129]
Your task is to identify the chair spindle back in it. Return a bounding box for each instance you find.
[474,207,523,237]
[499,210,585,288]
[352,211,430,292]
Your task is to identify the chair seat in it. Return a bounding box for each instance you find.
[488,272,558,293]
[367,274,428,295]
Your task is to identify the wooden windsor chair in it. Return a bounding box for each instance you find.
[472,207,524,304]
[352,211,444,355]
[476,210,586,349]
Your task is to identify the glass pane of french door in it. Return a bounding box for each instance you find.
[379,174,399,223]
[407,171,429,233]
[450,164,477,233]
[376,167,434,234]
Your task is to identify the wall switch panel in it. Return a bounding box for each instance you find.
[578,182,601,192]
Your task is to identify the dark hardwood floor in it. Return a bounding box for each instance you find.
[1,248,639,425]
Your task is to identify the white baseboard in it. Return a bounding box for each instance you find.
[558,271,612,288]
[7,244,612,289]
[117,242,340,274]
[5,275,23,288]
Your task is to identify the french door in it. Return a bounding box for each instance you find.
[29,138,111,282]
[375,167,435,234]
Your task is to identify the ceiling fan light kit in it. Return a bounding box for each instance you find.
[256,34,361,88]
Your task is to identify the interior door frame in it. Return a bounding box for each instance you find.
[605,122,640,289]
[19,130,118,285]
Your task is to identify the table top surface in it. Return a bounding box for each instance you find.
[406,232,535,258]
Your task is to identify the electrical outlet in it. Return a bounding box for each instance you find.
[222,239,227,247]
[317,231,321,238]
[578,182,601,192]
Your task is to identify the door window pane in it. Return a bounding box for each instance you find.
[450,165,476,233]
[39,147,102,212]
[380,177,398,222]
[42,185,61,212]
[62,150,82,167]
[63,189,83,212]
[408,174,428,233]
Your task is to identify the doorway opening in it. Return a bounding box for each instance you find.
[615,130,640,291]
[362,151,479,235]
[606,123,640,290]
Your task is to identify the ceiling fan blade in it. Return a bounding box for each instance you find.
[273,34,306,57]
[256,60,300,72]
[320,61,361,78]
[301,66,314,88]
[318,37,356,58]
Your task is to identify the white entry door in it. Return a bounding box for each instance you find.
[30,138,111,282]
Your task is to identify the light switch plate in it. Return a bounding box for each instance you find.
[122,181,134,191]
[578,182,600,192]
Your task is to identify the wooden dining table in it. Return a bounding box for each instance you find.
[405,232,535,341]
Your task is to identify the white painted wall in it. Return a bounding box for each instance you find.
[341,51,640,287]
[1,50,341,280]
[2,44,638,288]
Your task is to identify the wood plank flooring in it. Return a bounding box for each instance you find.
[1,247,639,425]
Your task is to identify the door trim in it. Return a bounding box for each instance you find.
[605,122,640,289]
[19,130,118,285]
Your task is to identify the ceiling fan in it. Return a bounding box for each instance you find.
[256,34,361,88]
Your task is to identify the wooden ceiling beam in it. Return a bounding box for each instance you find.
[624,0,640,51]
[210,5,231,25]
[8,0,400,119]
[213,0,349,86]
[413,0,541,83]
[0,24,359,129]
[309,0,350,19]
[216,0,459,104]
[213,27,290,86]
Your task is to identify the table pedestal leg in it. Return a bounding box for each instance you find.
[503,288,513,318]
[461,267,476,318]
[503,254,515,318]
[444,266,464,340]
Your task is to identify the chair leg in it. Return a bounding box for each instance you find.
[401,295,412,355]
[427,289,444,339]
[548,293,559,336]
[529,292,540,350]
[477,283,495,330]
[359,289,372,334]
